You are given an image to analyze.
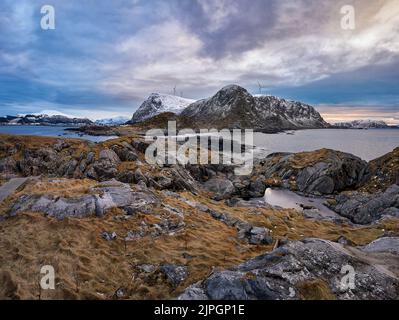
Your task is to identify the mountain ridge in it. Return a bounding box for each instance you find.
[180,85,329,130]
[334,119,389,129]
[0,114,93,126]
[130,93,195,123]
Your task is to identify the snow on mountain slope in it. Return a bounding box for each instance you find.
[0,113,93,126]
[131,93,196,123]
[334,120,389,129]
[95,116,130,126]
[181,85,328,130]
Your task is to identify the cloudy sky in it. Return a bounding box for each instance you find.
[0,0,398,123]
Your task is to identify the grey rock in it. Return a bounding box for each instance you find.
[361,237,399,254]
[86,152,95,164]
[259,149,367,195]
[116,170,135,184]
[102,231,117,241]
[125,229,146,241]
[330,185,399,224]
[65,160,78,177]
[137,264,157,273]
[160,264,188,287]
[115,288,125,299]
[226,198,272,208]
[131,140,150,153]
[178,284,208,300]
[203,177,235,199]
[382,207,399,218]
[179,238,399,300]
[92,160,118,180]
[85,166,98,180]
[169,166,199,194]
[111,145,138,162]
[248,177,266,198]
[9,180,160,220]
[248,227,273,245]
[203,271,278,300]
[99,149,120,164]
[9,194,97,220]
[134,168,148,184]
[0,157,17,174]
[54,140,70,152]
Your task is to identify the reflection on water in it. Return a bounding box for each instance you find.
[264,188,339,218]
[0,125,117,142]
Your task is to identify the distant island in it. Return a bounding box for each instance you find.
[0,114,92,126]
[333,119,392,129]
[2,86,397,138]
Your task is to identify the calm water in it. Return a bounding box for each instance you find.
[264,188,339,218]
[253,129,399,161]
[0,125,118,143]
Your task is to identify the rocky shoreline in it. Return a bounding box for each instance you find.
[0,133,398,300]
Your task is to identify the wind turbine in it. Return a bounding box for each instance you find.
[173,85,177,96]
[257,81,264,95]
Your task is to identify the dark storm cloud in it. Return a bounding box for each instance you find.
[169,0,279,59]
[0,0,398,119]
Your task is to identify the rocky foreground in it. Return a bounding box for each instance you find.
[0,134,398,300]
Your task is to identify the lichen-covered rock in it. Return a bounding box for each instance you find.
[9,180,160,219]
[9,194,97,220]
[179,238,399,300]
[160,264,188,287]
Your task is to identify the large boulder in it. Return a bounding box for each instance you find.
[258,149,368,195]
[329,184,399,224]
[9,180,160,219]
[17,148,61,176]
[9,194,97,220]
[361,237,399,255]
[203,177,235,199]
[179,238,399,300]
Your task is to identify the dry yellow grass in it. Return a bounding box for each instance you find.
[297,279,337,300]
[0,135,398,300]
[290,148,338,169]
[0,178,398,300]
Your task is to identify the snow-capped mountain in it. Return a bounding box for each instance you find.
[131,93,196,123]
[0,114,93,126]
[334,120,389,129]
[180,85,328,130]
[95,116,130,126]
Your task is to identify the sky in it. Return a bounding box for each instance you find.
[0,0,398,123]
